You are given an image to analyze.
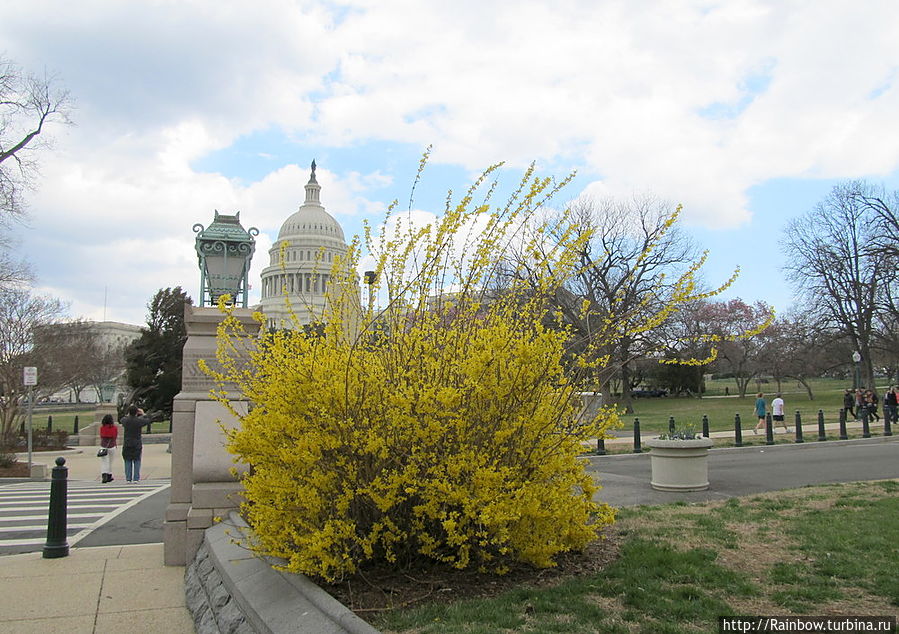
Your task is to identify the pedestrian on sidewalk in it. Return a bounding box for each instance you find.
[884,386,898,425]
[120,406,152,482]
[754,392,766,434]
[98,414,117,483]
[855,389,866,421]
[865,390,880,422]
[771,393,788,432]
[843,389,856,420]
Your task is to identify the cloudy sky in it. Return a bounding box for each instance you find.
[3,0,898,326]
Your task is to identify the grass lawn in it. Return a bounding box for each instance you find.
[24,409,172,435]
[372,480,899,633]
[607,377,890,434]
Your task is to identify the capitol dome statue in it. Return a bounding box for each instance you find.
[259,161,353,329]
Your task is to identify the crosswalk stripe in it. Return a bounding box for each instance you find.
[0,480,170,553]
[0,523,94,533]
[0,513,104,522]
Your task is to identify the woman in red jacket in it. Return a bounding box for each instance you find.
[98,414,117,483]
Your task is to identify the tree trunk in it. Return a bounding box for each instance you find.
[794,376,815,400]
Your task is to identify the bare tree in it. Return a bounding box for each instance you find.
[539,195,700,411]
[0,288,67,446]
[782,181,895,390]
[0,56,72,220]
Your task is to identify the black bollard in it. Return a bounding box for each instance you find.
[169,419,173,434]
[734,413,743,447]
[838,408,848,440]
[147,420,152,434]
[861,407,871,438]
[47,415,53,433]
[73,415,79,435]
[668,416,676,434]
[43,457,69,559]
[765,413,775,445]
[794,410,804,443]
[885,408,893,437]
[702,414,710,439]
[633,418,642,453]
[818,410,827,442]
[596,437,606,456]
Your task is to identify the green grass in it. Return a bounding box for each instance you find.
[373,481,899,633]
[23,410,172,435]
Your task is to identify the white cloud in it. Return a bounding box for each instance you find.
[3,0,899,321]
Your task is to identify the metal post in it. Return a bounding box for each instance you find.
[818,410,827,442]
[596,437,606,456]
[73,415,79,434]
[702,414,710,439]
[27,386,34,479]
[169,418,173,433]
[47,414,52,433]
[43,457,69,559]
[633,418,642,453]
[765,412,775,445]
[734,413,743,447]
[838,408,848,440]
[794,410,804,443]
[885,407,893,437]
[861,407,870,438]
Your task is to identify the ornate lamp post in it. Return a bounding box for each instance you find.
[852,350,862,390]
[193,211,258,307]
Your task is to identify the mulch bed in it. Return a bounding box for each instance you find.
[320,531,621,615]
[0,446,72,478]
[0,461,31,478]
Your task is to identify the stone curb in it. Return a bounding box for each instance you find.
[188,511,380,634]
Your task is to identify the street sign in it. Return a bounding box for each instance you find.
[23,366,37,386]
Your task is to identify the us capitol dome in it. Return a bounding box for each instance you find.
[258,161,354,329]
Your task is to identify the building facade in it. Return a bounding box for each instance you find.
[258,162,352,329]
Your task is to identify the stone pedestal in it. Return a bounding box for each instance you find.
[164,305,258,566]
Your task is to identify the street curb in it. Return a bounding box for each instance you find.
[192,512,380,634]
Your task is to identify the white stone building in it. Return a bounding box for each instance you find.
[258,162,354,329]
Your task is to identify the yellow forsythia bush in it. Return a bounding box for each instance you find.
[208,159,621,581]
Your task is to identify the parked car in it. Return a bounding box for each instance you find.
[631,388,668,398]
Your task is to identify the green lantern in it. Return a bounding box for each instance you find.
[193,211,258,307]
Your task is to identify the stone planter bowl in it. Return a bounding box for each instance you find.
[645,437,714,492]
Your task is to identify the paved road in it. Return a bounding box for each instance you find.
[586,436,899,506]
[0,479,169,555]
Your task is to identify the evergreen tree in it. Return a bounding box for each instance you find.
[124,287,192,418]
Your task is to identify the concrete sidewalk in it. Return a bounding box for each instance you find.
[0,543,194,633]
[2,444,187,632]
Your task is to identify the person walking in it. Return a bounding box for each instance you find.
[98,414,117,483]
[865,390,880,422]
[771,393,788,432]
[843,389,856,420]
[884,386,898,425]
[754,392,766,434]
[120,406,152,482]
[855,389,865,422]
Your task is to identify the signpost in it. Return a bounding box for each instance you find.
[24,367,37,479]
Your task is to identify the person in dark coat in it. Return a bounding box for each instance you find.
[843,389,856,420]
[120,406,152,482]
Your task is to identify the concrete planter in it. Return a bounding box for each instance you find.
[645,437,714,491]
